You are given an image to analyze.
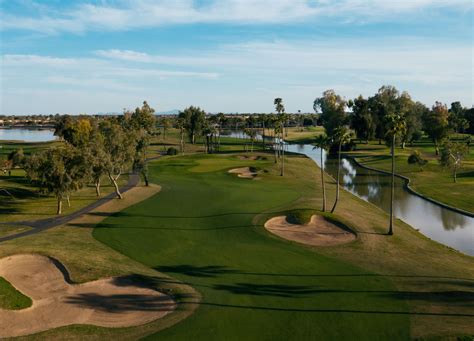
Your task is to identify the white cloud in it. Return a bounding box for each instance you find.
[1,0,472,34]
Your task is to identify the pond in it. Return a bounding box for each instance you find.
[225,131,474,256]
[0,128,57,142]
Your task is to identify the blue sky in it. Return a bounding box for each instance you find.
[1,0,473,115]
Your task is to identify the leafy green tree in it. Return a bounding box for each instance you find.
[8,148,24,168]
[129,101,156,186]
[439,141,468,183]
[24,146,87,214]
[160,117,172,141]
[313,135,330,212]
[385,114,407,235]
[179,106,206,144]
[313,90,347,139]
[99,119,136,199]
[404,102,427,146]
[423,102,451,155]
[176,117,186,154]
[331,127,352,213]
[349,95,375,142]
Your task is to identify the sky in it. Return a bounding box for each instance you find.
[0,0,473,115]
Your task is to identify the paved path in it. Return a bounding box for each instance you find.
[0,155,164,243]
[0,173,140,243]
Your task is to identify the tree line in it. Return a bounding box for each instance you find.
[8,102,156,214]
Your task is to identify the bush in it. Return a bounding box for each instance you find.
[407,150,427,169]
[167,147,178,155]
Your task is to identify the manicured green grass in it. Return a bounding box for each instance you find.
[93,153,474,340]
[285,126,325,143]
[0,276,32,310]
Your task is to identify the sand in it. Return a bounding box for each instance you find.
[264,215,356,247]
[228,167,257,179]
[0,254,176,338]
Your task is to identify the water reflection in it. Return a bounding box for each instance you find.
[0,128,56,142]
[286,143,474,256]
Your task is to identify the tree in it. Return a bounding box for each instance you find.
[129,101,156,186]
[404,102,426,146]
[179,106,206,144]
[423,102,450,155]
[24,146,88,214]
[349,95,375,142]
[385,114,407,235]
[439,141,468,183]
[176,117,186,154]
[274,98,286,176]
[160,117,172,141]
[331,127,352,213]
[313,90,347,139]
[99,119,136,199]
[244,128,257,153]
[313,135,330,212]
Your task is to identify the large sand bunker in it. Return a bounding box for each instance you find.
[264,215,356,247]
[0,254,175,338]
[228,167,258,179]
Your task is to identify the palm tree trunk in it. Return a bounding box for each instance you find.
[280,128,285,176]
[66,194,71,207]
[388,134,395,235]
[331,142,342,213]
[321,149,326,212]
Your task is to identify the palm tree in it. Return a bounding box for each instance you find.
[331,127,352,213]
[274,98,286,176]
[313,134,330,212]
[385,114,407,235]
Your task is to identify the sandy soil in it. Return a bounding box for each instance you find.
[0,254,176,338]
[264,215,356,247]
[228,167,257,179]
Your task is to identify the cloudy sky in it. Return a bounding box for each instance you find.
[0,0,473,115]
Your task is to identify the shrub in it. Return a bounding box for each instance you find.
[167,147,178,155]
[407,150,427,170]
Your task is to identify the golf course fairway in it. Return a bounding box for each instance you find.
[93,153,418,340]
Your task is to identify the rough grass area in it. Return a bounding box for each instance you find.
[285,208,316,224]
[0,276,32,310]
[0,225,31,238]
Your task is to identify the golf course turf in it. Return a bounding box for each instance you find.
[91,152,474,340]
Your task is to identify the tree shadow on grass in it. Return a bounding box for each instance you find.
[212,283,322,298]
[156,265,240,278]
[154,264,474,283]
[73,222,255,231]
[65,293,175,313]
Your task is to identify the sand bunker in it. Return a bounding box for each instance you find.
[237,155,266,161]
[228,167,257,179]
[0,254,175,338]
[264,215,356,247]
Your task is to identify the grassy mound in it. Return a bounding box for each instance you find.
[0,276,32,310]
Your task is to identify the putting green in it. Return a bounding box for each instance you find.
[93,153,410,340]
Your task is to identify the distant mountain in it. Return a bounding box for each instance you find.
[156,109,180,115]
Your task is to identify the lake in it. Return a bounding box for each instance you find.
[0,128,57,142]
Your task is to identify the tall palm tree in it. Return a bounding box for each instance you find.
[313,134,330,212]
[385,114,407,235]
[274,98,286,176]
[331,127,352,213]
